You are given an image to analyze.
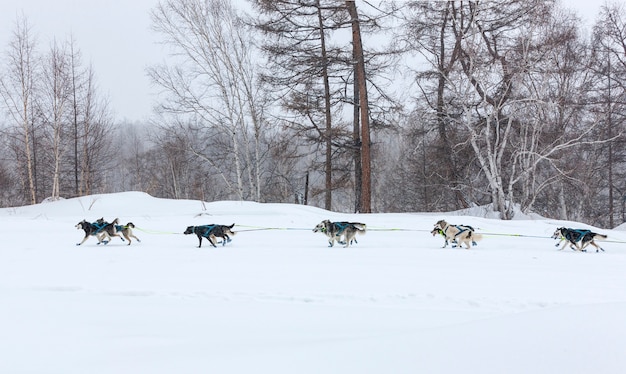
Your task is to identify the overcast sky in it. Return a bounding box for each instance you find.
[0,0,612,123]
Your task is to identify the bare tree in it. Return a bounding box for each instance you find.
[40,39,72,200]
[149,0,270,201]
[591,3,626,227]
[0,15,39,204]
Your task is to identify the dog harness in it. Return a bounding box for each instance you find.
[333,222,349,236]
[91,221,107,233]
[445,225,471,238]
[320,222,349,236]
[444,225,477,246]
[198,225,217,238]
[564,229,590,243]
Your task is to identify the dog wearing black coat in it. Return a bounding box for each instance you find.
[95,217,125,243]
[552,227,607,252]
[184,224,236,248]
[75,218,112,245]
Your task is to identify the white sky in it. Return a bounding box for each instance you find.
[0,0,614,123]
[0,0,161,123]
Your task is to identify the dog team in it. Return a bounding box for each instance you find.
[75,217,607,252]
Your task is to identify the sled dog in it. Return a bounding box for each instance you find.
[184,224,236,248]
[75,218,113,245]
[313,220,366,248]
[98,222,141,245]
[119,222,141,245]
[552,227,606,252]
[432,220,482,249]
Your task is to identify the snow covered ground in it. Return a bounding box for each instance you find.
[1,191,626,373]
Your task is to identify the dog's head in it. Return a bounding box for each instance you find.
[552,227,565,240]
[313,220,330,233]
[96,217,105,224]
[433,220,447,231]
[430,227,443,237]
[111,218,119,225]
[184,226,195,235]
[75,220,87,230]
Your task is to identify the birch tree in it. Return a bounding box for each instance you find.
[0,16,39,204]
[40,39,72,200]
[149,0,269,201]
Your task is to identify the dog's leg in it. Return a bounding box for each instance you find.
[587,241,604,252]
[207,235,217,248]
[127,232,140,244]
[451,238,458,248]
[99,232,111,245]
[197,234,203,248]
[77,234,90,246]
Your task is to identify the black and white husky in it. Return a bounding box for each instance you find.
[184,224,236,248]
[313,220,366,248]
[552,227,607,252]
[75,218,113,245]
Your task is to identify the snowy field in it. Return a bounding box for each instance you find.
[2,191,626,374]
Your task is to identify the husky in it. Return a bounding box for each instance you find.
[552,227,606,252]
[313,220,366,248]
[94,217,125,243]
[75,218,113,245]
[432,219,482,249]
[119,222,141,245]
[98,222,140,245]
[184,224,236,248]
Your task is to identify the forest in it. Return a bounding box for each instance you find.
[0,0,625,228]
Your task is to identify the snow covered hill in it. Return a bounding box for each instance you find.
[1,192,626,373]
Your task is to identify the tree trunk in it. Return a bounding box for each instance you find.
[346,0,371,213]
[316,0,333,211]
[353,75,362,213]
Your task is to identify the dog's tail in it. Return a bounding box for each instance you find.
[354,223,366,234]
[228,223,237,235]
[470,232,483,242]
[595,233,608,241]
